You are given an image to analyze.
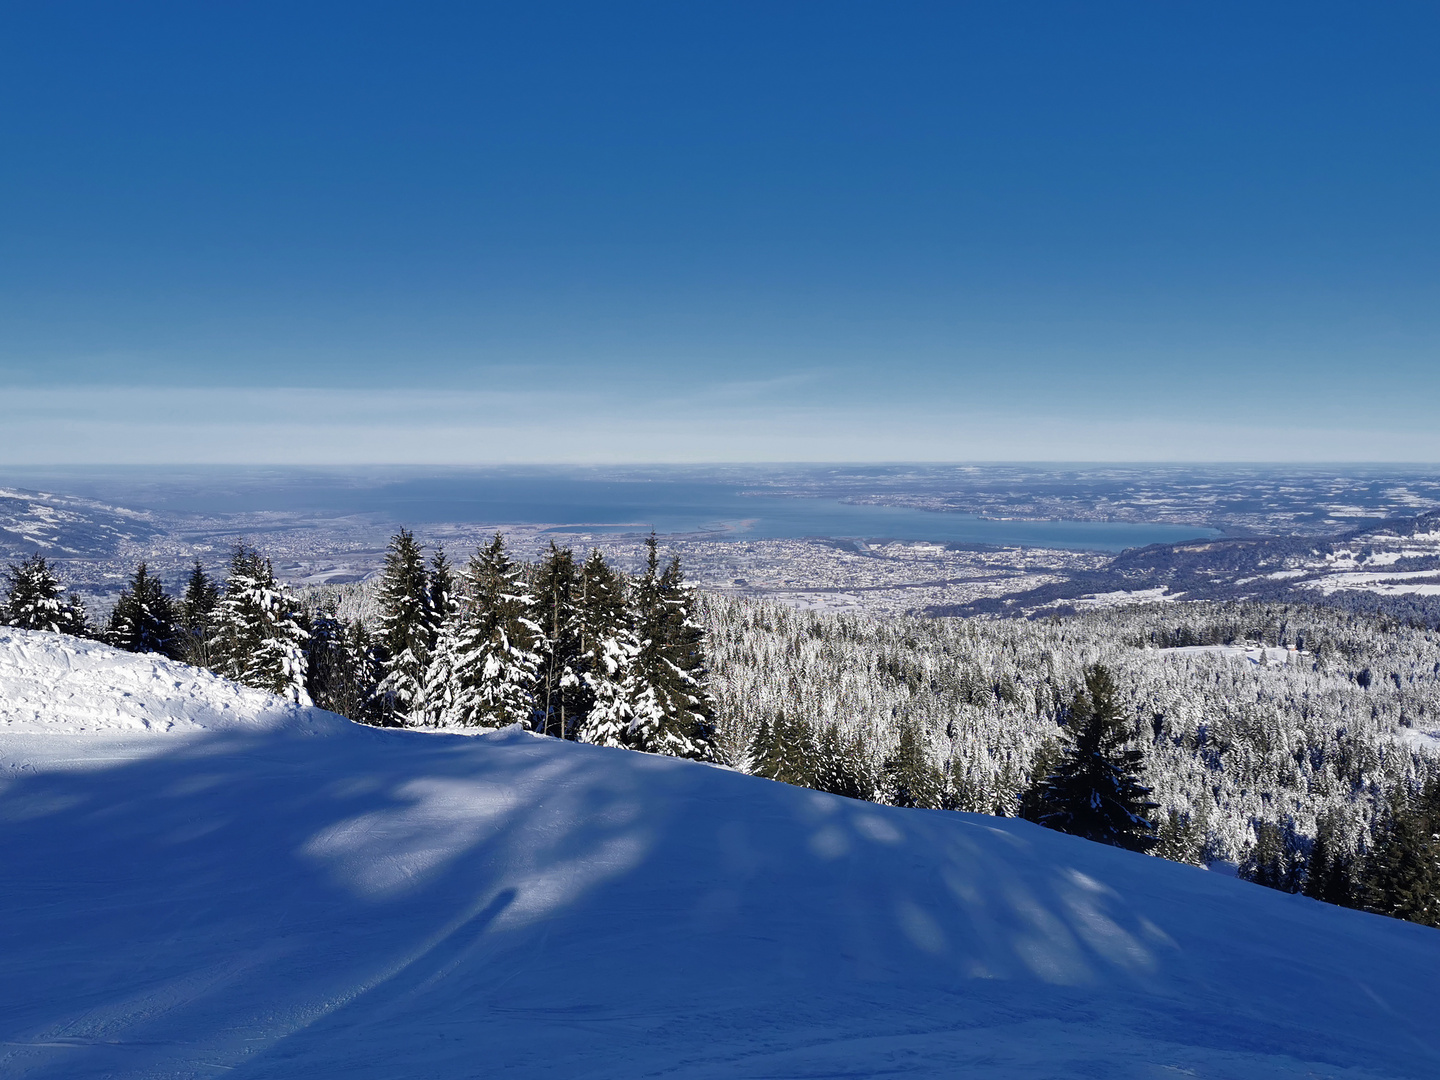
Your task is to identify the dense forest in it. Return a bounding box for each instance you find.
[6,540,1440,927]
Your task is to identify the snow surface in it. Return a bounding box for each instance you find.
[3,631,1440,1079]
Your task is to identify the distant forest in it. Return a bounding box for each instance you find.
[5,537,1440,929]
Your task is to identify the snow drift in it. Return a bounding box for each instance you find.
[2,629,1438,1079]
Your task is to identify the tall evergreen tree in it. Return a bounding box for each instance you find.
[106,562,179,658]
[532,543,584,738]
[373,529,434,724]
[442,533,540,728]
[750,711,819,788]
[883,718,944,809]
[813,724,875,801]
[1303,809,1358,908]
[628,535,716,759]
[207,545,309,702]
[1152,808,1207,867]
[573,548,649,748]
[178,559,220,667]
[304,600,382,722]
[416,548,460,727]
[3,554,88,635]
[427,547,458,632]
[1362,777,1440,927]
[1032,664,1158,852]
[1240,818,1305,893]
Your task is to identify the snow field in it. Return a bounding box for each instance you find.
[2,630,1439,1078]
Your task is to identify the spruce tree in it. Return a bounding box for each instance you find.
[3,554,88,635]
[373,529,435,724]
[573,548,648,748]
[1152,808,1206,867]
[813,724,874,801]
[1033,664,1158,852]
[883,718,944,808]
[751,711,819,788]
[207,545,310,702]
[443,533,540,728]
[304,600,382,722]
[427,547,458,632]
[178,559,220,667]
[532,543,584,738]
[1303,810,1357,908]
[1362,778,1440,927]
[1240,818,1305,892]
[106,562,179,658]
[627,535,716,759]
[416,548,460,727]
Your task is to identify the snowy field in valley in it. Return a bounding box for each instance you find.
[3,630,1440,1079]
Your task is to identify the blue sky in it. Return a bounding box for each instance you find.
[2,2,1438,463]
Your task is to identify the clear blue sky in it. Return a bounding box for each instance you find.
[2,2,1437,463]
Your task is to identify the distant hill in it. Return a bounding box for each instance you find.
[939,508,1440,621]
[2,629,1438,1078]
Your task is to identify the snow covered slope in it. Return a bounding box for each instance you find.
[0,630,339,737]
[2,632,1438,1079]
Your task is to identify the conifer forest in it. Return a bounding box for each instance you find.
[6,528,1440,931]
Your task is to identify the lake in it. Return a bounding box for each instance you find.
[0,467,1217,552]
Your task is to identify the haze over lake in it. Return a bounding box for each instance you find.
[0,467,1217,552]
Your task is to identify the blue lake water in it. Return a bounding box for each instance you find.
[3,468,1217,552]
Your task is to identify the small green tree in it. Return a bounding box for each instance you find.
[106,562,179,658]
[1032,664,1158,852]
[3,554,87,635]
[177,559,220,666]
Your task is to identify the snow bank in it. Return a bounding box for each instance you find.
[2,632,1439,1079]
[0,629,343,737]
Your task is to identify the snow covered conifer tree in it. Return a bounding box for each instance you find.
[304,599,381,722]
[532,543,584,738]
[3,554,88,635]
[882,718,944,808]
[178,559,220,666]
[813,724,874,801]
[443,533,540,729]
[1033,664,1158,852]
[573,548,646,748]
[1362,777,1440,927]
[106,562,179,658]
[1303,810,1357,908]
[627,535,717,759]
[752,711,818,788]
[426,547,458,630]
[1240,818,1305,892]
[207,545,310,703]
[416,547,462,726]
[373,530,435,724]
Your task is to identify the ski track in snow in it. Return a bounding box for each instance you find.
[1,629,1439,1079]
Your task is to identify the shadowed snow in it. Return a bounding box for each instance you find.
[2,630,1439,1079]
